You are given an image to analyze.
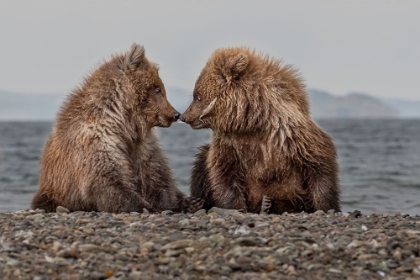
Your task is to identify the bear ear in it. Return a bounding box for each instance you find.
[229,53,248,75]
[123,43,146,71]
[219,53,249,84]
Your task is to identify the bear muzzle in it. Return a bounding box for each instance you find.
[179,113,209,129]
[179,114,186,122]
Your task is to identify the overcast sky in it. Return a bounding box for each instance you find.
[1,1,419,100]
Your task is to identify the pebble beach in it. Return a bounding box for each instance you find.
[1,207,420,280]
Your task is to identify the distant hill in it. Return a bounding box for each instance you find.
[0,88,418,120]
[307,89,399,118]
[378,97,420,118]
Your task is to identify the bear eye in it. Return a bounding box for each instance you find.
[154,87,161,94]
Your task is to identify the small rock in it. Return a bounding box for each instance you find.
[193,209,207,216]
[56,248,79,259]
[413,268,420,276]
[142,241,155,249]
[128,271,142,280]
[314,210,325,216]
[52,241,62,252]
[235,225,250,235]
[79,244,109,253]
[165,249,182,257]
[29,213,45,222]
[140,248,148,255]
[286,265,297,275]
[179,219,190,227]
[209,234,224,242]
[395,266,413,273]
[236,238,257,247]
[185,247,195,254]
[220,265,232,275]
[208,207,244,216]
[255,222,270,228]
[392,248,402,261]
[168,231,184,241]
[161,210,173,216]
[350,210,362,218]
[13,270,21,277]
[56,206,70,214]
[210,218,225,225]
[236,256,252,264]
[347,240,366,248]
[265,263,276,272]
[162,239,193,250]
[238,217,255,228]
[116,253,129,261]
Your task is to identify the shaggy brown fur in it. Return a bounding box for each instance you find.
[181,47,340,214]
[32,43,203,213]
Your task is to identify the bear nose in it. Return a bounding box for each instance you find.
[174,112,181,120]
[179,114,186,122]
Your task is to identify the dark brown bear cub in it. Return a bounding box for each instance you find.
[180,47,340,214]
[32,43,202,213]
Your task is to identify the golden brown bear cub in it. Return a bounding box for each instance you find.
[180,47,340,214]
[32,43,203,213]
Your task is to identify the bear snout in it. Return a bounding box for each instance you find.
[174,112,181,120]
[179,114,186,122]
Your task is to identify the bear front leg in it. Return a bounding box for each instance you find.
[31,191,59,213]
[91,154,155,213]
[191,145,215,210]
[191,144,247,211]
[208,152,248,211]
[95,185,154,213]
[140,146,203,213]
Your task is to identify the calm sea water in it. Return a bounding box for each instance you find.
[0,120,419,214]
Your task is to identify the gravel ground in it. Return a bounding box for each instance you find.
[1,207,420,280]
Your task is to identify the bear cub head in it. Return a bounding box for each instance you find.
[95,43,180,129]
[180,47,309,134]
[180,48,250,131]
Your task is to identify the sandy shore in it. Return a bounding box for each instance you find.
[0,208,419,280]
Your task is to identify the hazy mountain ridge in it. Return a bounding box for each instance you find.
[0,88,418,120]
[378,97,420,118]
[307,89,400,118]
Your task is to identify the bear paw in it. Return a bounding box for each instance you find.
[260,195,272,214]
[181,197,204,213]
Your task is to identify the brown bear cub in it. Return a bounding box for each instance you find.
[32,43,203,213]
[180,47,340,214]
